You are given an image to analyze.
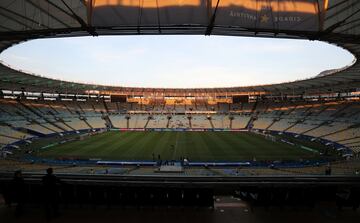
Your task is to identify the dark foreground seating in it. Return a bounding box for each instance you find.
[1,174,359,210]
[0,182,214,208]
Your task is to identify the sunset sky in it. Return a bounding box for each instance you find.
[0,35,354,88]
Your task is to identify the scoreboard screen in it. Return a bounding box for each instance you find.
[110,95,127,103]
[232,95,249,103]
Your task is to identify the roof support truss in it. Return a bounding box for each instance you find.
[24,0,71,28]
[205,0,220,36]
[59,0,97,36]
[0,6,50,29]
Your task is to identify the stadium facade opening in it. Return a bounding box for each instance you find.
[0,36,354,88]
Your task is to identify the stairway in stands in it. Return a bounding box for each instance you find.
[245,116,256,129]
[81,117,93,129]
[283,105,314,132]
[330,102,353,118]
[60,119,76,131]
[17,100,68,132]
[244,102,259,129]
[266,117,280,131]
[188,116,192,128]
[166,116,171,128]
[208,117,214,128]
[102,115,113,128]
[144,116,151,129]
[301,103,354,135]
[265,104,290,130]
[12,105,59,134]
[320,123,360,139]
[103,100,110,114]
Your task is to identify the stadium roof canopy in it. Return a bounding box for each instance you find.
[0,0,360,95]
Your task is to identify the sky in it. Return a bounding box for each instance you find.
[0,35,355,88]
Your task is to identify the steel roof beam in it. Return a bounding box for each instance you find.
[24,0,72,28]
[336,20,360,34]
[59,0,97,36]
[45,0,80,21]
[325,0,360,21]
[0,11,33,30]
[0,6,50,29]
[0,25,13,31]
[205,0,220,36]
[326,0,352,12]
[323,6,360,34]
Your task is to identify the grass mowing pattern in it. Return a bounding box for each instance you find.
[37,131,319,161]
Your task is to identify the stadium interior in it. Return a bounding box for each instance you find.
[0,0,360,222]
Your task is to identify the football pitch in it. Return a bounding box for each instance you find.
[36,131,320,161]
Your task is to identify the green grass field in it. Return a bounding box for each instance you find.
[35,131,321,161]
